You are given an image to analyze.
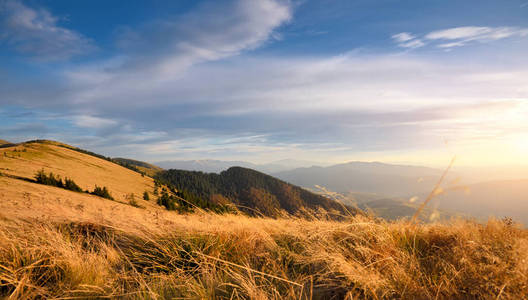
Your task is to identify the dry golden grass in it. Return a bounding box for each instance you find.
[1,142,527,299]
[0,141,155,203]
[0,180,526,299]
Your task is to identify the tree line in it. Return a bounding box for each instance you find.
[34,169,114,200]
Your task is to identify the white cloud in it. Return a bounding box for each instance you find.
[426,26,492,40]
[391,32,424,48]
[113,0,292,77]
[392,32,415,42]
[60,0,292,107]
[399,39,425,48]
[3,49,528,164]
[392,26,528,50]
[73,115,118,129]
[0,0,95,61]
[56,52,528,153]
[426,26,528,48]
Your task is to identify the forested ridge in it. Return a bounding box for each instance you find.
[155,166,355,218]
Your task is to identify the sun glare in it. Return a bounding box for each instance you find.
[512,134,528,152]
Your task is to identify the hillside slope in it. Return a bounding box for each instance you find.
[155,167,356,218]
[113,157,164,177]
[0,139,15,148]
[1,189,526,299]
[0,140,155,205]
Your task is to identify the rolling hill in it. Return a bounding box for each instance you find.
[155,167,356,218]
[0,140,156,205]
[0,139,15,148]
[113,157,164,177]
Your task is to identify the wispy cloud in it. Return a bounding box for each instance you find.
[0,0,95,61]
[4,50,528,162]
[392,32,425,48]
[392,32,415,42]
[58,0,293,109]
[392,26,528,49]
[72,115,118,129]
[426,26,528,48]
[112,0,292,76]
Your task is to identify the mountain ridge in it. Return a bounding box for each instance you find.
[155,158,326,174]
[273,161,444,197]
[155,166,358,218]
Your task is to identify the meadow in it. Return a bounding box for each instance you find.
[1,211,526,299]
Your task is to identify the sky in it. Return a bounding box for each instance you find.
[1,0,528,167]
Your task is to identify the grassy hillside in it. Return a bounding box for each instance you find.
[0,139,15,148]
[0,140,155,205]
[113,157,164,177]
[155,167,356,218]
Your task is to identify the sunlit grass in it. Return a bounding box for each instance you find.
[0,213,526,299]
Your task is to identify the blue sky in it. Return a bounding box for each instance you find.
[1,0,528,166]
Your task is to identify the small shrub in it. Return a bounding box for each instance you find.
[35,169,64,188]
[157,191,178,211]
[91,185,114,200]
[34,169,83,193]
[64,177,83,192]
[143,191,150,200]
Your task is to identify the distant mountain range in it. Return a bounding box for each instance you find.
[273,161,528,225]
[274,161,445,198]
[155,159,326,174]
